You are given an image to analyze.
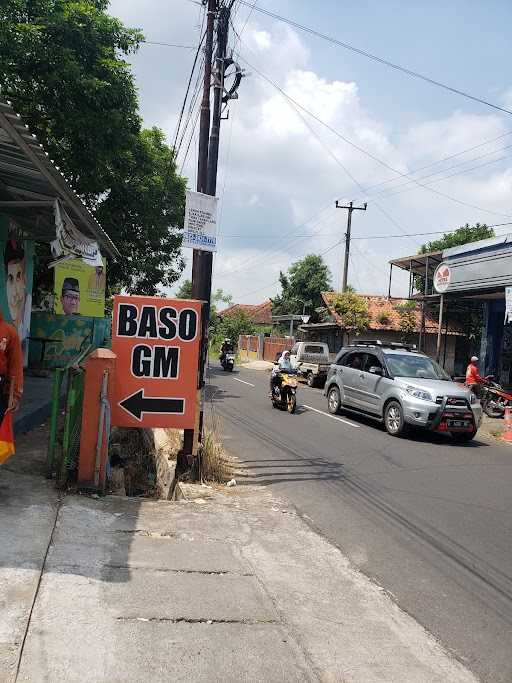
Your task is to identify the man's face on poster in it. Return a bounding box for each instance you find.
[6,258,26,326]
[61,288,80,315]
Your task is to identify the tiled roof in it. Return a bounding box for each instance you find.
[321,292,462,334]
[218,300,273,325]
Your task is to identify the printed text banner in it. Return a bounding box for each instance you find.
[111,295,201,429]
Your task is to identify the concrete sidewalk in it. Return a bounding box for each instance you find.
[1,434,476,683]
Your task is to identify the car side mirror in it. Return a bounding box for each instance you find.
[369,366,383,376]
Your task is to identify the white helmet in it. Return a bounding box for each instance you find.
[471,356,479,362]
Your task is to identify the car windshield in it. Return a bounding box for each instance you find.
[384,353,450,380]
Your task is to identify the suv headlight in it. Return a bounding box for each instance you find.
[405,385,433,402]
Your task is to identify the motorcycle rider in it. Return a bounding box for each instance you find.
[466,355,485,398]
[219,338,234,365]
[270,350,293,396]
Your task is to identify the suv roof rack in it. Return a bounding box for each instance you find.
[348,340,418,352]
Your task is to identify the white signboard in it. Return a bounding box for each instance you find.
[505,286,512,324]
[50,200,103,268]
[182,190,218,252]
[433,264,452,293]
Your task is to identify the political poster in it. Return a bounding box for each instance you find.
[0,217,34,366]
[182,190,218,252]
[54,257,106,318]
[505,286,512,325]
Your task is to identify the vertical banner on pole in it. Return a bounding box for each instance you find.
[505,286,512,324]
[182,190,218,253]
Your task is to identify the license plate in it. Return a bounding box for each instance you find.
[447,419,469,429]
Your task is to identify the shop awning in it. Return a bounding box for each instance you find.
[389,250,443,277]
[0,100,119,258]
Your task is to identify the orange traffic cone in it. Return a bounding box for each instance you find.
[502,406,512,442]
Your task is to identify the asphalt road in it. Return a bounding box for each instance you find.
[206,365,512,683]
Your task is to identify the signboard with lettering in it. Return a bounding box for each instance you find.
[506,287,512,325]
[433,264,452,293]
[182,190,218,252]
[111,295,201,429]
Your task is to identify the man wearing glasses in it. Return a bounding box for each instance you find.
[61,277,80,315]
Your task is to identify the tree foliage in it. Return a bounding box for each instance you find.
[272,254,332,321]
[175,279,193,300]
[330,291,371,335]
[420,223,494,254]
[395,300,418,342]
[210,310,256,347]
[96,127,185,294]
[0,1,186,294]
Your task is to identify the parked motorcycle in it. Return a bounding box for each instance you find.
[270,371,298,413]
[221,353,235,372]
[479,377,512,418]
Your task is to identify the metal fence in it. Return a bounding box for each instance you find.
[46,347,91,485]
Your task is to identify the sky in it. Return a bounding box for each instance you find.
[108,0,512,304]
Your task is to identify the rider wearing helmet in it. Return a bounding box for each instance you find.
[220,338,234,363]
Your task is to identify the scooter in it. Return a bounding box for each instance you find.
[270,371,298,413]
[221,353,235,372]
[479,377,512,418]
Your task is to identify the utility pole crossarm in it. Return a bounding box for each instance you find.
[335,200,368,293]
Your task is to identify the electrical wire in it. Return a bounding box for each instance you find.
[233,237,344,300]
[238,53,512,220]
[170,29,206,161]
[235,1,512,116]
[143,40,196,49]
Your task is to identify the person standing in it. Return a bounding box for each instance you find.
[466,355,485,398]
[0,309,23,464]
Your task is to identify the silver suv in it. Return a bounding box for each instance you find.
[324,341,482,442]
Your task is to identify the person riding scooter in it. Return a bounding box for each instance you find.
[220,338,234,363]
[270,350,293,396]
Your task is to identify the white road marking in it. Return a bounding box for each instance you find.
[302,404,360,428]
[232,377,255,387]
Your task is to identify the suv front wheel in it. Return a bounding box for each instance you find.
[327,386,341,414]
[384,400,408,437]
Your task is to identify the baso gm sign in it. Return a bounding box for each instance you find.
[111,295,201,429]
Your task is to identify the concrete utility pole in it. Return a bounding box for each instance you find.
[186,0,237,460]
[335,201,367,292]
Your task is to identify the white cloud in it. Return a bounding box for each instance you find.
[109,2,512,302]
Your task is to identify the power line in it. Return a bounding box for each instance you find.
[230,32,421,249]
[143,40,196,49]
[232,237,343,300]
[238,53,512,220]
[171,27,206,160]
[235,1,512,116]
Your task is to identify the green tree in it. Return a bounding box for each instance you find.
[97,127,185,294]
[175,279,193,299]
[210,310,256,347]
[395,300,418,342]
[330,291,371,341]
[420,222,494,254]
[0,0,142,199]
[272,254,332,321]
[0,1,186,294]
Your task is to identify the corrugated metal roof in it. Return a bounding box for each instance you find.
[0,100,119,258]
